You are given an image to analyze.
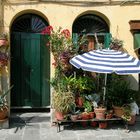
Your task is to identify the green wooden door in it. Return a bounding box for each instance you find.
[11,32,50,107]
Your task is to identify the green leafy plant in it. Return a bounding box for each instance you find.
[83,100,92,112]
[41,26,86,56]
[106,74,136,108]
[52,91,75,114]
[0,86,13,111]
[121,104,132,122]
[71,76,96,94]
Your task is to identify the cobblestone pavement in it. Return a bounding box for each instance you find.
[0,113,140,140]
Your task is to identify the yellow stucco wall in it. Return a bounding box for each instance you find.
[3,2,140,54]
[1,1,140,90]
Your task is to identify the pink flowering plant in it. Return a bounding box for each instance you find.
[42,26,76,56]
[41,26,87,70]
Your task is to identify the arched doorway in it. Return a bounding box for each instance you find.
[72,14,110,50]
[10,14,50,108]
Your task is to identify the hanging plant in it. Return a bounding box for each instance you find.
[0,33,8,47]
[110,37,123,50]
[0,52,9,67]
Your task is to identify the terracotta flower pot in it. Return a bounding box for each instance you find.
[55,111,64,121]
[94,107,106,119]
[0,107,8,120]
[81,113,89,120]
[106,114,113,119]
[128,115,136,125]
[0,39,8,46]
[89,112,95,119]
[81,122,87,127]
[71,115,79,121]
[99,122,107,129]
[90,121,97,127]
[113,106,124,118]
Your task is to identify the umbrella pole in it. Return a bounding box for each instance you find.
[103,73,107,106]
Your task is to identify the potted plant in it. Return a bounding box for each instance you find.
[110,37,123,50]
[99,122,108,129]
[0,86,13,120]
[72,75,96,107]
[52,90,75,120]
[94,106,107,120]
[70,105,81,121]
[106,74,137,118]
[0,33,8,47]
[0,52,9,67]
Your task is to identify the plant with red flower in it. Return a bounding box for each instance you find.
[41,26,85,57]
[41,26,53,35]
[61,29,70,39]
[41,25,87,73]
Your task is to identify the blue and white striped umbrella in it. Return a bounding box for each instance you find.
[70,49,140,75]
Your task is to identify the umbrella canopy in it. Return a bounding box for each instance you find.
[70,49,140,74]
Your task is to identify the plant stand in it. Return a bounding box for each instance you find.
[53,117,125,132]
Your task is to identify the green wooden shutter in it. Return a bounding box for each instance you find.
[72,33,79,50]
[134,33,140,51]
[104,33,112,49]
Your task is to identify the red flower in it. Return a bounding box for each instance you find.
[61,29,70,38]
[41,26,53,35]
[52,62,57,67]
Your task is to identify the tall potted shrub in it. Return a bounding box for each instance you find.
[106,74,137,120]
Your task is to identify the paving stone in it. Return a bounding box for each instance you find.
[23,134,40,140]
[96,136,121,140]
[0,129,8,138]
[79,134,96,140]
[5,113,140,140]
[8,125,25,135]
[122,137,140,140]
[41,134,61,140]
[24,129,40,135]
[59,130,77,137]
[5,134,22,140]
[61,137,78,140]
[25,123,40,129]
[94,129,118,137]
[40,122,51,129]
[74,128,93,135]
